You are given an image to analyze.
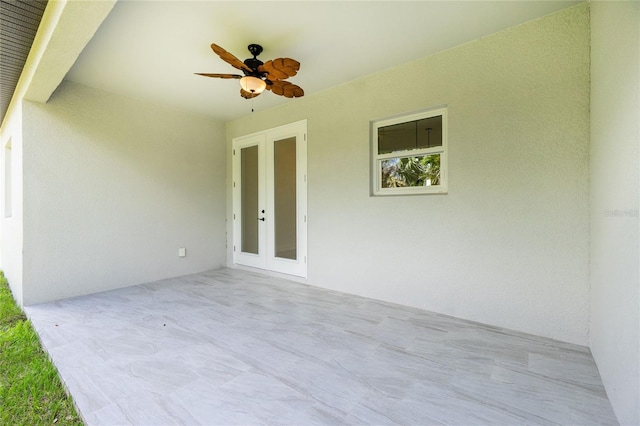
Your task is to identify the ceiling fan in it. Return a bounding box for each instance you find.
[196,43,304,100]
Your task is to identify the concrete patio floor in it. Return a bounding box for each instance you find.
[26,268,617,425]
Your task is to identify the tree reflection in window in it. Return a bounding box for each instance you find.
[381,154,441,188]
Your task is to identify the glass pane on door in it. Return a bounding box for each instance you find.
[241,145,259,254]
[273,137,297,260]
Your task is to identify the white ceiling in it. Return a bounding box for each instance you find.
[64,0,580,122]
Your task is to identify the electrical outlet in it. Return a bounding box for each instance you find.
[178,247,186,257]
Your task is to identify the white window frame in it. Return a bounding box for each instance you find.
[371,107,448,196]
[4,139,12,218]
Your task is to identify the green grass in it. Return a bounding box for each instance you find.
[0,271,83,425]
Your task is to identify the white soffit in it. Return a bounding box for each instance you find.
[65,0,581,121]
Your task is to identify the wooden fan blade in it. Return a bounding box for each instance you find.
[211,43,252,72]
[240,88,260,99]
[267,80,304,98]
[261,68,288,81]
[195,73,242,79]
[259,58,300,81]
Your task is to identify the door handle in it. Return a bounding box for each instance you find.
[258,217,265,221]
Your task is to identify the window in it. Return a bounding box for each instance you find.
[4,140,11,218]
[372,108,447,195]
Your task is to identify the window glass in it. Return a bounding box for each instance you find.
[378,115,442,154]
[241,145,259,254]
[381,154,441,188]
[273,137,297,260]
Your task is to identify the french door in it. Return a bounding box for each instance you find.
[232,120,307,278]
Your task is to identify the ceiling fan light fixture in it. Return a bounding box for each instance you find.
[240,76,266,94]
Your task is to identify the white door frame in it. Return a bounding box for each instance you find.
[232,119,307,278]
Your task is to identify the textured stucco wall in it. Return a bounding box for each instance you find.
[590,2,640,424]
[227,5,591,345]
[0,101,24,305]
[21,81,226,305]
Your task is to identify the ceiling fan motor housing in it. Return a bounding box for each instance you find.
[243,58,263,75]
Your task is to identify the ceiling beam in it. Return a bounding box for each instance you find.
[1,0,116,131]
[23,0,117,102]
